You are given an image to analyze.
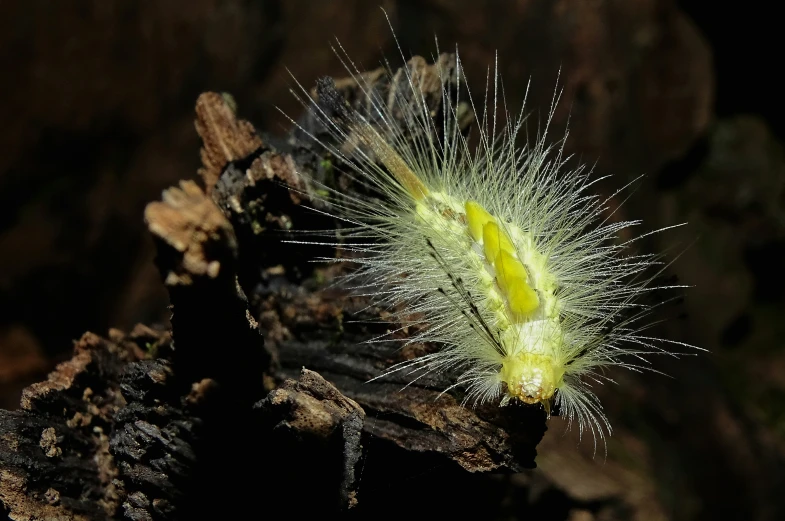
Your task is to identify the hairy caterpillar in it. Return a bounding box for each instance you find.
[284,28,692,448]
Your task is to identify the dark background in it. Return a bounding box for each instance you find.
[1,1,783,520]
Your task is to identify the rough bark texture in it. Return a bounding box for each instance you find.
[4,2,785,520]
[1,327,154,520]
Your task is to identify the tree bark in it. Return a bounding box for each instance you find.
[1,56,544,520]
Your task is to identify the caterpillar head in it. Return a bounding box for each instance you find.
[499,320,565,408]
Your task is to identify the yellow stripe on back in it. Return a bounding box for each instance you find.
[465,200,493,241]
[496,250,529,292]
[461,200,541,322]
[482,221,514,263]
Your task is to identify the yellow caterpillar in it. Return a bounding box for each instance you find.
[285,28,693,449]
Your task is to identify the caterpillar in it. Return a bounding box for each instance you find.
[284,27,692,448]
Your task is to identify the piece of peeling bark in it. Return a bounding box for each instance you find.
[256,368,365,509]
[194,92,264,194]
[145,180,238,286]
